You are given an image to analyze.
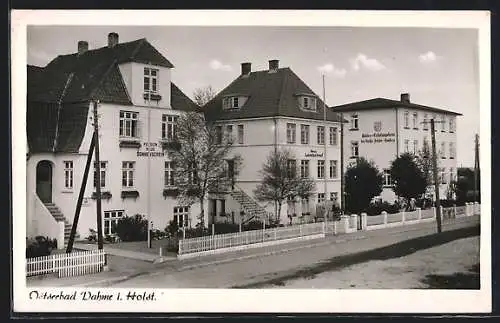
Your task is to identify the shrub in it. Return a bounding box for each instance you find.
[26,236,57,258]
[244,220,264,231]
[114,214,148,242]
[151,229,168,240]
[365,201,400,216]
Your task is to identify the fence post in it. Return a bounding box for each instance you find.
[361,213,367,231]
[382,211,388,227]
[212,223,215,236]
[262,221,265,242]
[401,210,405,224]
[58,221,65,250]
[351,214,358,231]
[183,227,186,240]
[474,202,479,215]
[239,222,242,233]
[334,220,337,235]
[453,204,457,219]
[417,207,422,221]
[439,205,444,221]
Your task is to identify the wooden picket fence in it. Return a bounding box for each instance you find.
[26,249,106,278]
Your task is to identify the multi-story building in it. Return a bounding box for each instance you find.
[332,93,462,202]
[26,33,201,245]
[204,60,344,225]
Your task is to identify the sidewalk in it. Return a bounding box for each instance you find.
[26,215,479,288]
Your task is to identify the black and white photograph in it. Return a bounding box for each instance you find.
[12,10,491,313]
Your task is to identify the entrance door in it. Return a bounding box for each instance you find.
[36,161,53,203]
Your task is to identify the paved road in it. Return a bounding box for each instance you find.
[98,216,479,289]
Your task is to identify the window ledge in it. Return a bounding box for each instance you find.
[119,139,141,149]
[143,93,162,101]
[91,191,112,200]
[121,190,140,199]
[349,128,359,131]
[413,128,419,130]
[403,127,410,129]
[61,190,74,194]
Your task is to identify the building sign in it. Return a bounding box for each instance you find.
[305,149,324,158]
[137,142,165,157]
[360,132,396,144]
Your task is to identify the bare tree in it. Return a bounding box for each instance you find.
[193,85,217,107]
[253,148,315,223]
[168,112,242,228]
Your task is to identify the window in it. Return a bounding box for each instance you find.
[300,124,310,144]
[122,161,135,188]
[93,161,107,188]
[413,112,418,129]
[164,161,175,187]
[300,96,317,111]
[351,114,359,130]
[441,115,446,132]
[383,169,393,186]
[303,97,309,109]
[286,123,296,144]
[317,160,325,179]
[317,126,325,145]
[225,125,233,143]
[449,142,455,159]
[329,160,338,179]
[286,159,296,178]
[119,111,139,138]
[301,198,310,215]
[237,125,244,144]
[103,210,124,236]
[441,142,446,158]
[162,115,177,141]
[223,97,240,110]
[317,193,325,204]
[423,113,429,130]
[449,117,455,133]
[440,168,446,184]
[413,140,418,155]
[449,167,454,183]
[215,125,223,144]
[330,192,338,203]
[173,206,190,227]
[300,160,309,178]
[433,114,437,132]
[404,111,410,128]
[329,127,338,145]
[188,163,198,185]
[287,196,297,216]
[404,139,409,153]
[64,161,73,189]
[144,67,158,93]
[351,141,359,158]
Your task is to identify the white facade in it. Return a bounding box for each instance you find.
[341,101,459,203]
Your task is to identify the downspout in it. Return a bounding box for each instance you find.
[395,107,399,158]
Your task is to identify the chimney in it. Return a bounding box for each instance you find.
[108,32,119,48]
[77,41,88,55]
[269,59,279,71]
[401,93,410,103]
[241,62,251,76]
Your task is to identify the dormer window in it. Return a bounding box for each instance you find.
[144,67,158,93]
[299,95,317,112]
[222,96,241,110]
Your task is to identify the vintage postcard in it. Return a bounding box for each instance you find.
[11,10,491,313]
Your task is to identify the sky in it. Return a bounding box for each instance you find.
[26,25,480,167]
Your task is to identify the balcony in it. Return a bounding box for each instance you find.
[143,92,162,101]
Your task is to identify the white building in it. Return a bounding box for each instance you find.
[203,60,344,225]
[332,93,462,203]
[26,33,202,246]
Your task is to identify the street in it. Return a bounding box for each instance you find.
[94,216,479,289]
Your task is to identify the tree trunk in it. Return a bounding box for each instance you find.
[277,203,282,224]
[199,197,205,228]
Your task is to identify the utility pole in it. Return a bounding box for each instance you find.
[93,100,104,249]
[340,112,345,216]
[66,132,96,253]
[430,119,442,233]
[474,134,480,202]
[322,74,328,222]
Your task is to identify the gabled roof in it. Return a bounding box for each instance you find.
[203,67,344,123]
[331,97,462,116]
[28,38,174,104]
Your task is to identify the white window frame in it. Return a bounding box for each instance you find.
[144,67,159,93]
[351,114,359,130]
[449,142,455,159]
[93,161,107,189]
[103,210,124,236]
[317,193,325,205]
[164,161,175,187]
[286,123,296,144]
[404,139,409,153]
[222,97,240,110]
[300,124,310,144]
[317,126,325,145]
[174,206,190,227]
[383,169,393,187]
[286,159,297,178]
[317,160,325,179]
[300,160,309,178]
[162,114,178,141]
[441,142,446,158]
[330,192,338,203]
[64,161,74,189]
[119,111,139,138]
[225,124,233,143]
[413,140,418,155]
[351,141,359,158]
[122,161,135,188]
[413,112,418,129]
[423,113,429,130]
[237,124,244,144]
[329,127,338,146]
[441,114,446,131]
[329,160,338,179]
[449,117,455,133]
[215,125,223,144]
[449,167,454,183]
[404,111,410,128]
